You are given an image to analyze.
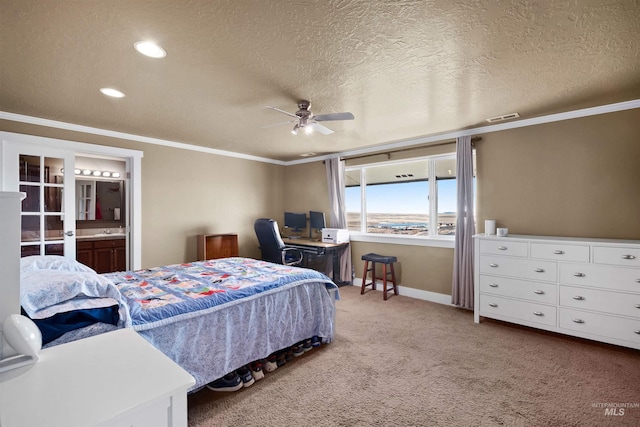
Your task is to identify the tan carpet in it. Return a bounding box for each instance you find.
[187,286,640,426]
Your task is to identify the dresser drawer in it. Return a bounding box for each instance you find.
[559,263,640,293]
[593,246,640,267]
[479,239,528,257]
[559,308,640,344]
[559,285,640,318]
[479,275,556,304]
[479,294,556,326]
[530,243,589,263]
[479,255,557,282]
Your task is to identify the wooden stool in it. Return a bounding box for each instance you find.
[361,253,398,300]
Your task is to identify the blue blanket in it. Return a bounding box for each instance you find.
[103,257,336,331]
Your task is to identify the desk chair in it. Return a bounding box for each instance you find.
[254,218,303,266]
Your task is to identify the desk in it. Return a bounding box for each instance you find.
[282,237,350,285]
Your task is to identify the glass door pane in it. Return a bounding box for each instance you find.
[4,144,76,259]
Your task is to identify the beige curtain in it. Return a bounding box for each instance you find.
[325,157,353,283]
[451,136,475,309]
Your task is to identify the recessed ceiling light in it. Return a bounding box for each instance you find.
[134,41,166,58]
[300,152,317,157]
[100,87,125,98]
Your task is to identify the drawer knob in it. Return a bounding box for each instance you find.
[488,302,498,308]
[533,311,544,316]
[636,279,640,283]
[498,246,507,250]
[573,296,585,301]
[621,254,636,260]
[573,272,585,277]
[635,304,640,309]
[572,319,585,324]
[489,263,498,268]
[534,290,545,295]
[534,268,545,273]
[635,330,640,335]
[553,250,564,255]
[489,283,499,288]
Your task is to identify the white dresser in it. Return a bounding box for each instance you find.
[0,329,196,427]
[474,234,640,350]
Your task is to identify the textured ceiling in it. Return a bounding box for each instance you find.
[1,0,639,161]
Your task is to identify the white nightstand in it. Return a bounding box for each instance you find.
[0,328,195,427]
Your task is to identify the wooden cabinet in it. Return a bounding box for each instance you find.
[197,233,239,261]
[76,240,94,267]
[474,234,640,350]
[77,237,126,273]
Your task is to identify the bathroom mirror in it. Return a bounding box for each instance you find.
[76,180,125,225]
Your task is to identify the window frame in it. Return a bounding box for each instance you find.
[344,152,464,249]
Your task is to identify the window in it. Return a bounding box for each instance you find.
[345,153,474,238]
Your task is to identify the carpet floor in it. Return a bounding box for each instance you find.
[187,286,640,426]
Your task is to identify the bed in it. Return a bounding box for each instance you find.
[20,255,338,391]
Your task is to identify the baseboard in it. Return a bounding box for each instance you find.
[350,278,454,306]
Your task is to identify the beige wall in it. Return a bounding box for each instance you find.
[475,108,640,240]
[285,108,640,296]
[0,120,284,268]
[3,106,640,294]
[282,161,331,224]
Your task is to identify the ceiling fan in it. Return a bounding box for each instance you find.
[264,100,354,135]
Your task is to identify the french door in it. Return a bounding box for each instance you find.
[3,142,76,258]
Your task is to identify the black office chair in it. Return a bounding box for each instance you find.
[254,218,303,266]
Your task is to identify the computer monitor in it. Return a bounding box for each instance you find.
[284,212,307,233]
[309,210,326,239]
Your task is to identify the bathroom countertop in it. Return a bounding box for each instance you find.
[76,234,126,241]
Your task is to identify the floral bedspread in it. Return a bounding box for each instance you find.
[103,257,335,330]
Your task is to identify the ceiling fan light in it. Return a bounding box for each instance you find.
[291,124,299,135]
[304,125,314,135]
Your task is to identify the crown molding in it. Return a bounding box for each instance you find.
[287,98,640,165]
[2,98,639,167]
[0,111,285,166]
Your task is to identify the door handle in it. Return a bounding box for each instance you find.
[64,230,74,236]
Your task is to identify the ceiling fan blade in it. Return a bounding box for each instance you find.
[265,106,299,119]
[308,122,334,135]
[261,119,297,129]
[313,112,354,122]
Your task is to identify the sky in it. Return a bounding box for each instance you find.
[345,180,458,214]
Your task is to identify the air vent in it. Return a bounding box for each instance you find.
[395,173,414,179]
[486,112,520,123]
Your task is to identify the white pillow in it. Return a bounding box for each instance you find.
[20,255,96,274]
[21,270,114,316]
